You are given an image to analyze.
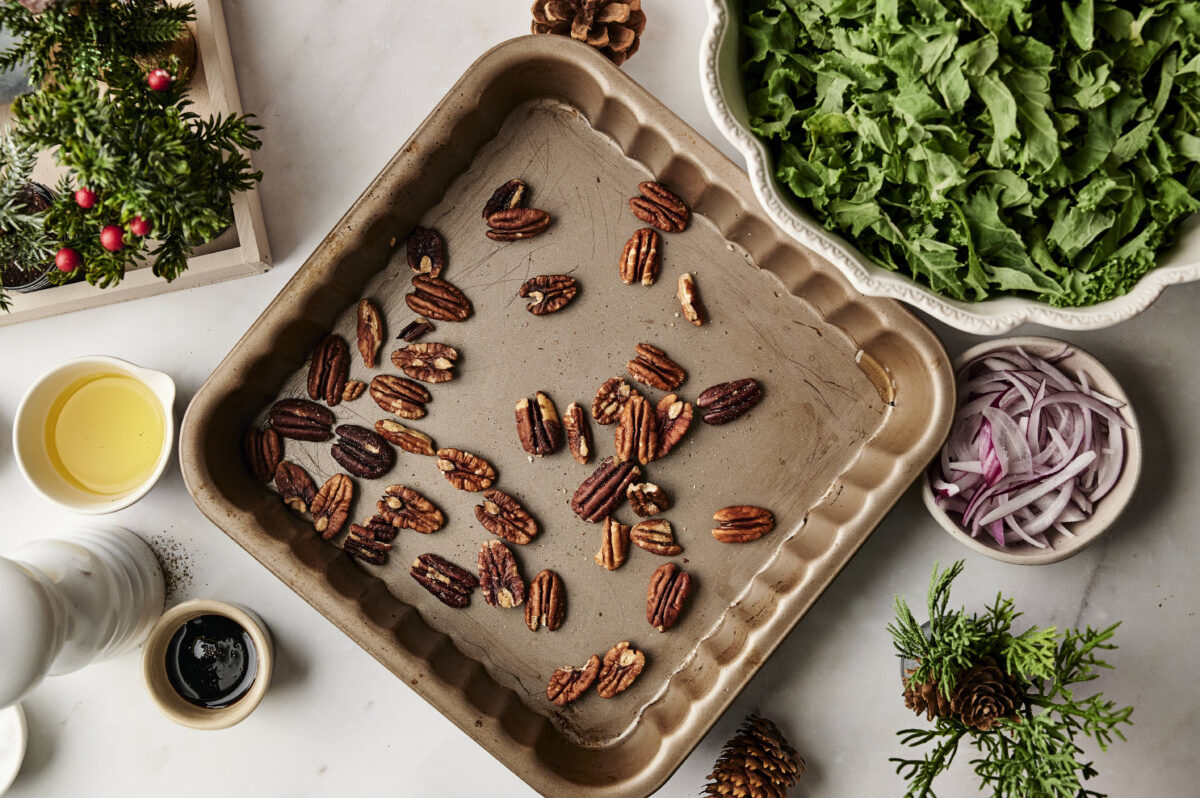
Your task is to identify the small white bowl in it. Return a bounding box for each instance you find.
[920,337,1142,565]
[12,356,176,514]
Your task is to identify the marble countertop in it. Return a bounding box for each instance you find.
[1,2,1195,795]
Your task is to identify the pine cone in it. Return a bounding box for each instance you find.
[703,715,805,798]
[902,670,953,721]
[950,657,1023,731]
[530,0,647,66]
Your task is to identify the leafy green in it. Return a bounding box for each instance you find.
[0,129,56,310]
[742,0,1200,306]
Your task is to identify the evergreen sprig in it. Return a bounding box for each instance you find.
[0,129,55,308]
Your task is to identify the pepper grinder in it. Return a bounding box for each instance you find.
[0,527,164,709]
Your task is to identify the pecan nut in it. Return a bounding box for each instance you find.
[594,517,630,570]
[631,518,682,556]
[547,655,601,706]
[275,461,317,514]
[697,378,763,425]
[244,426,283,482]
[647,563,692,632]
[570,456,641,522]
[436,448,496,492]
[597,641,645,698]
[307,334,350,406]
[343,523,392,565]
[405,274,472,322]
[474,489,539,545]
[478,539,525,609]
[654,393,694,459]
[713,505,775,543]
[677,272,705,326]
[626,342,686,391]
[406,226,445,277]
[397,318,435,342]
[410,553,478,609]
[374,419,436,455]
[629,181,690,233]
[356,299,384,367]
[391,342,458,383]
[378,485,444,534]
[356,514,399,543]
[369,374,430,419]
[519,274,578,315]
[619,227,661,286]
[562,401,592,464]
[483,178,526,218]
[591,376,638,425]
[525,569,565,631]
[270,399,334,442]
[515,391,562,456]
[614,392,657,465]
[486,207,551,241]
[331,424,396,479]
[627,482,671,517]
[342,380,366,402]
[311,473,353,540]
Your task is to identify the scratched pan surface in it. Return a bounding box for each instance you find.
[181,37,953,798]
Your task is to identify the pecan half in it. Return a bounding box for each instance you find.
[594,517,630,570]
[474,489,539,545]
[525,569,565,631]
[411,553,478,609]
[244,426,282,482]
[570,456,640,522]
[483,178,526,218]
[627,482,671,517]
[697,378,763,425]
[516,391,562,456]
[378,485,444,534]
[519,274,578,315]
[343,524,391,565]
[547,655,601,706]
[631,519,682,556]
[397,318,435,342]
[406,226,445,277]
[562,401,592,464]
[619,228,661,286]
[356,299,384,367]
[614,393,657,465]
[647,563,692,632]
[391,341,458,383]
[331,424,396,479]
[626,342,686,391]
[597,641,645,698]
[591,376,638,425]
[486,207,551,241]
[405,274,472,322]
[677,272,705,326]
[478,539,525,609]
[369,374,430,419]
[311,473,353,540]
[342,380,366,402]
[307,334,351,406]
[654,393,693,459]
[270,399,334,442]
[275,461,317,514]
[436,448,496,492]
[713,505,775,543]
[355,514,399,543]
[374,419,436,456]
[629,181,690,233]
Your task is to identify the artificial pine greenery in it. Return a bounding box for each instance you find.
[889,562,1133,798]
[0,129,54,308]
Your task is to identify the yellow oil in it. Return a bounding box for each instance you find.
[44,373,166,496]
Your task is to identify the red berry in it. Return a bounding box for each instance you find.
[55,247,81,272]
[74,187,97,209]
[147,68,172,91]
[100,225,125,252]
[128,215,152,237]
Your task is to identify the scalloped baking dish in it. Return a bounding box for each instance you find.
[181,35,953,797]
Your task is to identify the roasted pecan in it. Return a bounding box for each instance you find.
[356,299,384,367]
[627,342,686,391]
[474,489,539,545]
[627,482,671,517]
[244,426,282,482]
[343,525,391,565]
[591,376,638,425]
[570,456,640,522]
[374,419,436,456]
[436,448,496,492]
[654,393,693,459]
[516,391,562,456]
[619,227,661,286]
[647,562,692,632]
[307,334,351,406]
[410,553,478,608]
[562,401,592,464]
[525,569,565,632]
[355,514,399,543]
[311,473,353,540]
[405,274,472,322]
[275,461,317,514]
[397,318,435,342]
[594,517,630,570]
[631,518,682,556]
[486,207,551,241]
[391,342,458,383]
[677,272,705,326]
[406,226,445,277]
[369,374,430,419]
[547,655,601,706]
[483,178,527,218]
[713,505,775,543]
[377,485,444,534]
[629,181,690,233]
[331,424,396,479]
[614,393,657,465]
[478,539,525,609]
[519,274,578,315]
[597,641,645,698]
[342,380,366,402]
[270,398,334,442]
[697,378,763,425]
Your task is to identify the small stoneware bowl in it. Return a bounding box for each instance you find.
[921,337,1142,565]
[142,599,273,730]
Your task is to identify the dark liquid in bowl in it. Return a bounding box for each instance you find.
[165,614,258,709]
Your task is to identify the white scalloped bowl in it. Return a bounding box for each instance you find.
[700,0,1200,334]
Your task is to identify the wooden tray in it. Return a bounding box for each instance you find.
[180,36,953,797]
[0,0,269,327]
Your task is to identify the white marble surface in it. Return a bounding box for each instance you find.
[1,2,1196,795]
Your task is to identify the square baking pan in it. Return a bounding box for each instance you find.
[180,35,953,797]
